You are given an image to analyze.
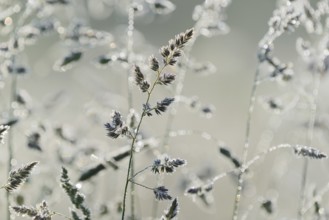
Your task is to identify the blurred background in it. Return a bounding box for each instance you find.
[1,0,329,219]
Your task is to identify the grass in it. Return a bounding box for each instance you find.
[1,0,329,219]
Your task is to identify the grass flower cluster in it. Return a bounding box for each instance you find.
[1,0,329,220]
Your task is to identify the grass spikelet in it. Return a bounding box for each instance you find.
[161,198,179,220]
[261,200,274,214]
[294,145,327,159]
[11,205,38,217]
[134,65,150,92]
[151,156,186,174]
[155,98,175,115]
[104,111,128,139]
[0,124,10,144]
[2,161,38,192]
[60,167,91,219]
[11,201,52,220]
[153,186,172,200]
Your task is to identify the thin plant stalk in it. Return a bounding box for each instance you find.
[129,180,154,191]
[121,65,166,220]
[6,71,17,220]
[301,181,329,215]
[231,4,304,217]
[184,142,326,204]
[232,67,260,220]
[240,198,261,220]
[299,158,309,219]
[126,1,136,219]
[298,71,321,219]
[5,5,34,219]
[211,143,326,188]
[129,165,152,180]
[51,211,73,220]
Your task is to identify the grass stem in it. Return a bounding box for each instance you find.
[232,68,260,220]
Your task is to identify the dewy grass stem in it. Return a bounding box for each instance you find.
[121,28,194,218]
[5,4,36,218]
[121,65,165,220]
[126,1,136,219]
[232,67,260,220]
[298,71,321,219]
[6,72,17,220]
